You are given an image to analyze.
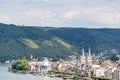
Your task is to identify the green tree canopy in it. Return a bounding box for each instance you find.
[12,59,29,71]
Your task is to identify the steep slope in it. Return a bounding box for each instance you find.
[48,28,120,54]
[0,23,78,62]
[1,23,120,62]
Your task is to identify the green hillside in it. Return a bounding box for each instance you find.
[0,23,78,62]
[0,23,120,62]
[48,28,120,53]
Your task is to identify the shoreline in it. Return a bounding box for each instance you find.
[9,70,89,80]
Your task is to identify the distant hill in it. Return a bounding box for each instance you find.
[0,23,120,62]
[0,23,78,62]
[48,28,120,53]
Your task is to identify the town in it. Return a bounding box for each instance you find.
[8,47,120,80]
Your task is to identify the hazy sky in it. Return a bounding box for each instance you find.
[0,0,120,28]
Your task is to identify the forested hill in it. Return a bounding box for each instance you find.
[0,23,120,62]
[0,23,78,62]
[48,28,120,54]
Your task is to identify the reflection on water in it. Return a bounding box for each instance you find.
[0,64,62,80]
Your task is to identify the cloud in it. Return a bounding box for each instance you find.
[0,0,120,28]
[60,6,120,27]
[6,10,60,26]
[24,10,56,20]
[0,14,12,23]
[63,11,80,19]
[25,0,50,3]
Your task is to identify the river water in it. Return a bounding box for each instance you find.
[0,64,63,80]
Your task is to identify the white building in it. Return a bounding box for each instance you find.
[112,70,120,80]
[29,60,40,71]
[39,58,51,73]
[104,70,112,79]
[93,68,105,77]
[29,58,52,73]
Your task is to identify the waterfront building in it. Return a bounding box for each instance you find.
[93,68,105,77]
[112,70,120,80]
[104,69,112,79]
[29,60,40,71]
[39,58,51,73]
[29,58,52,73]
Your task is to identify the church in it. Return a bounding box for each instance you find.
[80,47,92,65]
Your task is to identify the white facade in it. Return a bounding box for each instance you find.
[113,70,120,80]
[104,70,112,79]
[29,58,52,73]
[93,68,105,77]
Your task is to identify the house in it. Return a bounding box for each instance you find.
[29,58,52,73]
[112,70,120,80]
[93,68,105,77]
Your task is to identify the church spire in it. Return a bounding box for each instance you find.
[88,47,91,56]
[30,54,33,60]
[87,47,92,65]
[80,47,86,64]
[82,47,85,56]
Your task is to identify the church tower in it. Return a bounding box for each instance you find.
[87,48,92,64]
[30,54,33,60]
[80,47,86,64]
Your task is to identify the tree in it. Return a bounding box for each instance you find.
[12,59,29,71]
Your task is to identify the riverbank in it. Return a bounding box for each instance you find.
[48,71,90,80]
[0,64,62,80]
[9,69,91,80]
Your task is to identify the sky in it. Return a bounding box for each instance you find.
[0,0,120,28]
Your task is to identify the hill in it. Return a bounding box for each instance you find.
[48,28,120,61]
[48,28,120,53]
[0,23,78,62]
[0,23,120,62]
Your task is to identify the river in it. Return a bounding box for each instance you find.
[0,64,63,80]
